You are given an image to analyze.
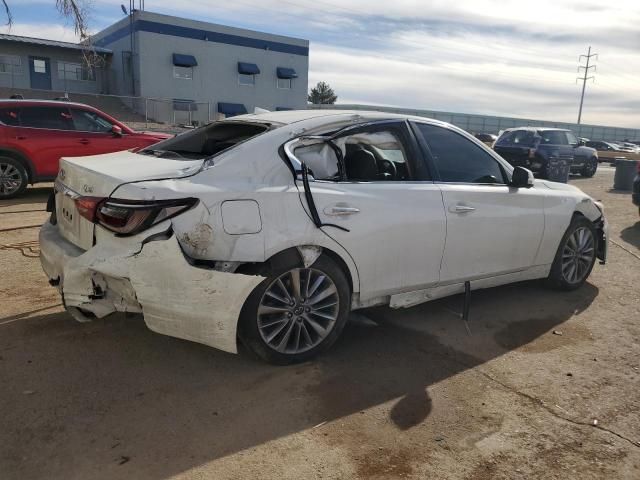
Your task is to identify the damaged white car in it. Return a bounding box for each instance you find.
[40,110,608,364]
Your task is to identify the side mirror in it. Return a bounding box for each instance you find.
[510,166,534,188]
[111,125,123,137]
[578,140,586,147]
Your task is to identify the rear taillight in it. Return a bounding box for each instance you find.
[95,198,198,236]
[75,196,105,222]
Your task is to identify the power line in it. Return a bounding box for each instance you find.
[576,46,597,124]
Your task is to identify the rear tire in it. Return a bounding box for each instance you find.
[581,157,598,177]
[238,255,351,365]
[0,157,28,199]
[546,216,597,290]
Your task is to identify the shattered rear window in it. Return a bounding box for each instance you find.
[140,121,271,160]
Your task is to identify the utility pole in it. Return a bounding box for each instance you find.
[576,46,597,125]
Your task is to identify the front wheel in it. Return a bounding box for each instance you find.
[547,216,597,290]
[0,157,28,199]
[239,255,351,364]
[581,157,598,178]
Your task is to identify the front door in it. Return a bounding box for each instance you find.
[29,57,52,90]
[296,121,447,300]
[412,122,545,284]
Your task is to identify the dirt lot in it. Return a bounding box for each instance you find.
[1,167,639,480]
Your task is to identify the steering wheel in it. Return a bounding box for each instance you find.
[377,159,397,180]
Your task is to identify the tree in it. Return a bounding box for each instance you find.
[3,1,89,41]
[308,81,338,105]
[2,1,102,67]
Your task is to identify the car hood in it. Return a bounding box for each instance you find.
[57,150,203,197]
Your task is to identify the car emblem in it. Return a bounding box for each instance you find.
[82,184,94,193]
[59,169,66,180]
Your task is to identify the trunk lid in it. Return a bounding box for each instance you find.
[54,151,203,250]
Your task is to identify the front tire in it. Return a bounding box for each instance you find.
[0,157,28,199]
[239,255,351,364]
[547,216,597,290]
[581,157,598,177]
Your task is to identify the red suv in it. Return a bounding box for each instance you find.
[0,100,172,199]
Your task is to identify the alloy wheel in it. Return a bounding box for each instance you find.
[0,162,23,195]
[561,226,595,284]
[257,268,339,354]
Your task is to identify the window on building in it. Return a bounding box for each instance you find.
[277,77,292,89]
[239,73,255,86]
[173,66,193,80]
[32,59,47,73]
[0,55,21,74]
[57,61,95,81]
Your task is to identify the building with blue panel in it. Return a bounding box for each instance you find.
[91,10,309,118]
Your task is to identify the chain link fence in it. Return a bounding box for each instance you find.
[0,87,213,132]
[310,104,640,142]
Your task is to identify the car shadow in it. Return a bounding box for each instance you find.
[0,185,53,207]
[0,281,598,480]
[620,222,640,249]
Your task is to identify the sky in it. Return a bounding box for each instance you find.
[3,0,639,128]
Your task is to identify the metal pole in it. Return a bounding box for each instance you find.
[145,97,148,129]
[577,46,597,125]
[577,47,590,125]
[207,102,211,123]
[129,0,135,96]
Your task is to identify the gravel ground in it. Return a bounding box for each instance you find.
[1,166,639,480]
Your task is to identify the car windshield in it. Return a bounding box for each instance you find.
[140,120,271,160]
[496,130,536,146]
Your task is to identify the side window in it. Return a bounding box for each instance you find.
[19,107,73,130]
[70,109,114,132]
[415,123,506,184]
[0,107,20,126]
[340,130,410,181]
[540,131,568,145]
[565,132,578,145]
[293,127,415,182]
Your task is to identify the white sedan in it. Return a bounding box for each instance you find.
[40,110,607,364]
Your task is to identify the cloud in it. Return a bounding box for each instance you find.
[4,0,639,127]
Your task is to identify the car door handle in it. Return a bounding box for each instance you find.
[324,206,360,216]
[14,136,27,140]
[450,204,476,213]
[78,139,90,145]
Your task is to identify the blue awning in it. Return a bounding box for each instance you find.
[173,99,198,111]
[218,102,247,116]
[238,62,260,75]
[172,53,198,67]
[277,67,298,79]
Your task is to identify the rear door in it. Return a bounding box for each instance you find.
[297,120,447,300]
[412,122,545,284]
[12,105,80,178]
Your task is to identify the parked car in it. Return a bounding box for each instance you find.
[40,110,608,364]
[0,99,172,199]
[494,127,598,178]
[474,133,497,143]
[585,140,623,153]
[633,162,640,216]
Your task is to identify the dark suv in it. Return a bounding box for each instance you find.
[494,127,598,178]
